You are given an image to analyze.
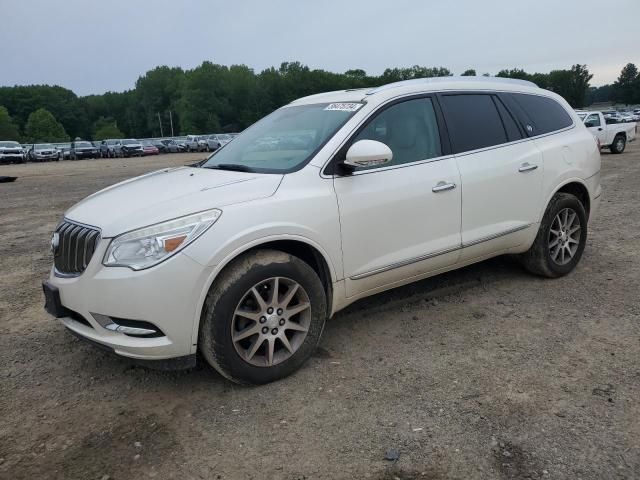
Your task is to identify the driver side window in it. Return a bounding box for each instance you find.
[352,98,442,169]
[585,114,601,127]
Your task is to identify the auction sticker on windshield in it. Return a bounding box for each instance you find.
[324,103,363,112]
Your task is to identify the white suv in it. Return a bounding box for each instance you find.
[43,77,601,384]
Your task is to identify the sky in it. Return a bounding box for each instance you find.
[1,0,639,96]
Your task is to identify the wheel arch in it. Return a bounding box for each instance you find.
[548,179,591,220]
[190,236,337,350]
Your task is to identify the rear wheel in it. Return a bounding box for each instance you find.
[610,134,626,154]
[520,192,587,278]
[199,250,327,385]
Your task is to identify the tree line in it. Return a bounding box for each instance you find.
[0,61,638,143]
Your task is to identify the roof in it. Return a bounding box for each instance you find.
[289,76,543,107]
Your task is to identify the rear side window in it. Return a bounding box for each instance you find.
[439,94,508,153]
[510,93,573,136]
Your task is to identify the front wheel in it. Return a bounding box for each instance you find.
[199,250,327,385]
[519,192,587,278]
[610,134,626,154]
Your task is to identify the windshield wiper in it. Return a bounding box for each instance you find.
[204,163,255,173]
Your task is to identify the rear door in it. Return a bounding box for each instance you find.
[439,93,543,261]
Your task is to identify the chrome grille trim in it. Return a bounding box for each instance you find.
[53,220,101,277]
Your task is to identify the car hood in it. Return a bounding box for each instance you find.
[65,167,283,237]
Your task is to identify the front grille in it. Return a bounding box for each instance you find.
[54,220,101,276]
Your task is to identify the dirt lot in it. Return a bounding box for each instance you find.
[0,145,639,480]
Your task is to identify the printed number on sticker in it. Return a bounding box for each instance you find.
[324,103,362,112]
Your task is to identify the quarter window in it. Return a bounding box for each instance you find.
[510,93,573,136]
[439,94,508,153]
[351,98,442,169]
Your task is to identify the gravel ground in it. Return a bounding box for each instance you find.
[0,145,639,480]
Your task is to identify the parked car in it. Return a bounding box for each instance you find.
[71,140,99,160]
[601,111,625,123]
[577,111,636,153]
[100,139,123,158]
[43,77,601,385]
[151,139,168,153]
[206,134,232,151]
[141,141,160,156]
[28,143,59,162]
[184,135,206,152]
[55,143,72,160]
[0,141,26,164]
[160,139,186,153]
[120,139,144,157]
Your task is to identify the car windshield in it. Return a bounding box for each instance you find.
[576,113,586,120]
[122,139,138,145]
[202,103,361,173]
[0,141,20,148]
[76,141,92,147]
[36,144,54,149]
[218,134,231,141]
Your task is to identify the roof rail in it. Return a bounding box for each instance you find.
[365,76,539,95]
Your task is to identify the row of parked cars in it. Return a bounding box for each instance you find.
[0,133,238,164]
[602,108,640,123]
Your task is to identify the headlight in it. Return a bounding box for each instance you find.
[103,209,222,270]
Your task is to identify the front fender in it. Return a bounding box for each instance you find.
[185,232,340,352]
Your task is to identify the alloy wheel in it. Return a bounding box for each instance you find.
[231,277,311,367]
[548,207,581,266]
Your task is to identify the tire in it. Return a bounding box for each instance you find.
[199,249,327,385]
[519,192,587,278]
[610,134,626,154]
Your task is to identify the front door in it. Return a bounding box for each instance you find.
[333,97,462,297]
[584,113,607,145]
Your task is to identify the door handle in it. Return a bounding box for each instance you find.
[518,163,538,173]
[598,128,603,131]
[432,181,456,193]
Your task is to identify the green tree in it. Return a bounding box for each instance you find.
[0,85,89,139]
[461,69,476,76]
[92,117,124,140]
[24,108,69,142]
[0,106,21,139]
[613,63,639,105]
[546,65,592,108]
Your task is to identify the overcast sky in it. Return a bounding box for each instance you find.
[1,0,638,96]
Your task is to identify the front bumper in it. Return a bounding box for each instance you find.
[0,154,24,163]
[74,150,97,158]
[45,239,214,362]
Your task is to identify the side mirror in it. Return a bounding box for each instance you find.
[584,121,596,128]
[342,140,393,169]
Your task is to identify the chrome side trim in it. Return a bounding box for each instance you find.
[349,245,460,280]
[462,224,532,248]
[348,223,533,281]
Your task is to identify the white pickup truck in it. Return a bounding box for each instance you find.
[576,111,637,154]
